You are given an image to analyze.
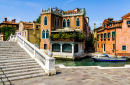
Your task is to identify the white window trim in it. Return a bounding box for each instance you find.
[122,45,127,51]
[44,16,47,26]
[76,17,80,27]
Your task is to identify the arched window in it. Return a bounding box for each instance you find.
[76,18,80,26]
[44,16,47,25]
[55,17,59,26]
[55,17,57,26]
[46,29,49,38]
[62,44,72,52]
[67,19,70,27]
[63,19,66,27]
[57,18,59,26]
[52,43,60,52]
[42,30,45,38]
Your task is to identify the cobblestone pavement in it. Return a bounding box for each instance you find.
[12,66,130,85]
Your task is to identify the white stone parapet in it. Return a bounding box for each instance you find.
[41,9,84,17]
[8,34,56,75]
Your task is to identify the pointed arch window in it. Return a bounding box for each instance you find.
[44,16,47,25]
[76,18,80,26]
[63,19,66,27]
[55,17,59,26]
[46,29,49,38]
[67,19,70,27]
[42,30,45,39]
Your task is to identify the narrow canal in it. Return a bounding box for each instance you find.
[56,58,130,67]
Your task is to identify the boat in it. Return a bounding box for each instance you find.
[92,54,126,62]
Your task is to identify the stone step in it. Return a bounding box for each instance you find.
[0,58,34,63]
[0,81,11,85]
[2,65,41,71]
[0,57,30,60]
[0,54,29,57]
[0,56,29,58]
[0,61,37,66]
[3,68,43,74]
[0,63,38,68]
[1,72,46,82]
[0,70,44,78]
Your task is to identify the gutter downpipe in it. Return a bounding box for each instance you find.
[115,22,116,56]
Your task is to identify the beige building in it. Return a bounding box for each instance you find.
[17,21,40,44]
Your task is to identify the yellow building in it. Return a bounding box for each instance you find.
[17,21,40,44]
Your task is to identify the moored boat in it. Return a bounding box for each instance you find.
[92,54,126,62]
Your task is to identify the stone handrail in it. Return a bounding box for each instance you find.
[9,34,56,75]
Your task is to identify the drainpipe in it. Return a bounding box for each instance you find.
[115,22,116,56]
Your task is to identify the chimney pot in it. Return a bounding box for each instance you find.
[5,17,7,22]
[14,19,16,23]
[33,21,36,23]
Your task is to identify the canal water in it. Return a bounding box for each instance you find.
[55,58,130,67]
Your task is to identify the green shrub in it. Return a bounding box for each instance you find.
[53,34,60,39]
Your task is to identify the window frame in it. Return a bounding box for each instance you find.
[62,19,66,27]
[67,19,70,27]
[107,32,110,39]
[42,30,45,39]
[44,44,47,49]
[113,44,115,50]
[46,29,49,39]
[76,18,80,27]
[44,16,47,26]
[122,45,127,51]
[112,31,115,38]
[104,33,106,39]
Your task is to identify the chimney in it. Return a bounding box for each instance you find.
[33,21,36,23]
[12,19,14,23]
[94,23,96,29]
[5,17,7,22]
[14,19,16,23]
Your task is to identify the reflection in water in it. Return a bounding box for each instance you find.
[56,58,130,67]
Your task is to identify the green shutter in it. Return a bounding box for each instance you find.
[46,29,49,38]
[104,33,106,39]
[76,18,80,26]
[62,44,72,52]
[63,19,66,27]
[67,19,70,27]
[108,32,110,38]
[42,30,45,38]
[112,31,115,38]
[44,17,47,25]
[127,21,129,24]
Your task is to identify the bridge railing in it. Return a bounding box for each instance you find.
[9,34,56,75]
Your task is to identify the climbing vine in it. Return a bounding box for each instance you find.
[0,26,16,40]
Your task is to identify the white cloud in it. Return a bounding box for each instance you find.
[64,0,75,5]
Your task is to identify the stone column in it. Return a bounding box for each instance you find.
[51,43,53,52]
[60,43,63,53]
[71,44,74,57]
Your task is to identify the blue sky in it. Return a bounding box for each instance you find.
[0,0,130,30]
